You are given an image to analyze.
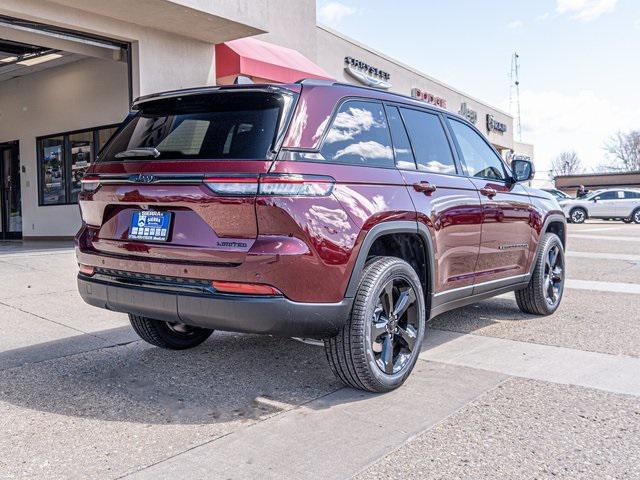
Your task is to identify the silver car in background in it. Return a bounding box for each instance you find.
[559,188,640,224]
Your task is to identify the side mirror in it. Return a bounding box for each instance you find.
[511,159,535,183]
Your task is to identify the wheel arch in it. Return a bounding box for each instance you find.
[344,221,436,307]
[529,213,567,276]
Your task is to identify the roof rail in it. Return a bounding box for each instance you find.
[295,78,336,86]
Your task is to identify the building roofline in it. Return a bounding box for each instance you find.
[556,171,640,179]
[316,23,513,118]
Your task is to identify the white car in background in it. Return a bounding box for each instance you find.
[559,188,640,224]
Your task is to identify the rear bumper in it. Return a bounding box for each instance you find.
[77,275,352,339]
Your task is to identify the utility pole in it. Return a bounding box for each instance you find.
[509,52,522,142]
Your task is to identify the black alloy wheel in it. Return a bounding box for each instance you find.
[370,278,419,375]
[324,256,426,393]
[543,243,564,308]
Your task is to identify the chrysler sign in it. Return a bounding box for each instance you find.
[344,56,391,89]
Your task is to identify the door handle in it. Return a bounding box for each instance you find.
[480,187,497,198]
[413,182,437,195]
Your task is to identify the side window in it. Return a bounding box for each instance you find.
[320,100,393,167]
[595,191,616,200]
[624,191,640,199]
[448,118,506,180]
[386,106,416,169]
[400,108,456,174]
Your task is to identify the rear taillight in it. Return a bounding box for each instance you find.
[204,174,334,197]
[203,175,259,196]
[78,264,95,276]
[259,174,334,196]
[80,176,101,193]
[212,280,282,296]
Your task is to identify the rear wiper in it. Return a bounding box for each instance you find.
[114,147,160,159]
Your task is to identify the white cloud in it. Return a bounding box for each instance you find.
[635,18,640,30]
[503,89,640,177]
[317,1,357,25]
[556,0,617,21]
[507,20,524,29]
[536,12,551,21]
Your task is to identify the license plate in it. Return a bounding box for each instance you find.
[129,210,172,242]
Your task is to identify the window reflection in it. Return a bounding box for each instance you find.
[69,131,94,203]
[321,101,393,167]
[40,136,66,205]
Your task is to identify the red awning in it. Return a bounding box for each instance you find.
[215,37,333,84]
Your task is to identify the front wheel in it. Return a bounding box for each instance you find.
[324,257,426,393]
[515,233,565,315]
[569,208,587,224]
[129,314,213,350]
[633,209,640,224]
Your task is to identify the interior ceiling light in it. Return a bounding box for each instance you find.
[17,53,62,66]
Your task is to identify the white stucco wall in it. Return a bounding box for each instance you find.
[0,57,129,237]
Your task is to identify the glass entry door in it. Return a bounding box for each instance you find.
[0,142,22,239]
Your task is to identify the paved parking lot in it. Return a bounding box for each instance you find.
[1,222,639,479]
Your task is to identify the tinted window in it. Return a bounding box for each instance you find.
[400,108,456,174]
[449,119,506,180]
[40,136,66,205]
[386,106,415,169]
[69,131,94,203]
[624,191,640,199]
[320,100,393,167]
[595,191,618,200]
[101,92,286,162]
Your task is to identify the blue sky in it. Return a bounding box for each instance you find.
[316,0,640,177]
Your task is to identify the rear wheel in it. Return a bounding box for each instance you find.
[633,209,640,224]
[515,233,565,315]
[569,208,586,224]
[129,314,213,350]
[324,257,426,393]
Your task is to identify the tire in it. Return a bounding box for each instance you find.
[623,218,633,224]
[515,233,565,315]
[633,208,640,224]
[569,208,587,224]
[324,256,426,393]
[129,314,213,350]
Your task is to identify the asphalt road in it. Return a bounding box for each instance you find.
[0,221,639,479]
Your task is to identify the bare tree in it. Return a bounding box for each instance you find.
[550,150,583,178]
[605,130,640,172]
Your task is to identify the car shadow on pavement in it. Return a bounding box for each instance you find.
[0,329,344,426]
[428,295,539,335]
[0,295,537,427]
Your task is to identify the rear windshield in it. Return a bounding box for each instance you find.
[99,91,290,162]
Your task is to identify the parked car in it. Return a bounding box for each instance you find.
[559,188,640,224]
[542,188,572,201]
[76,80,566,392]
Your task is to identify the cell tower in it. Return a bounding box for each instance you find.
[509,52,522,142]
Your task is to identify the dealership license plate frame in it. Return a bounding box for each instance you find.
[128,210,172,242]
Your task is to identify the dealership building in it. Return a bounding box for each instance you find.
[0,0,532,239]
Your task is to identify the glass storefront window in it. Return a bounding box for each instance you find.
[40,136,66,206]
[69,131,94,203]
[37,123,119,206]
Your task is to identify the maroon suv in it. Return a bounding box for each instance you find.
[76,80,566,392]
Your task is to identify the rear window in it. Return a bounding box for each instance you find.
[99,91,290,162]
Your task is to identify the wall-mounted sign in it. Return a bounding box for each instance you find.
[411,88,447,109]
[344,56,391,89]
[458,102,477,124]
[486,114,507,134]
